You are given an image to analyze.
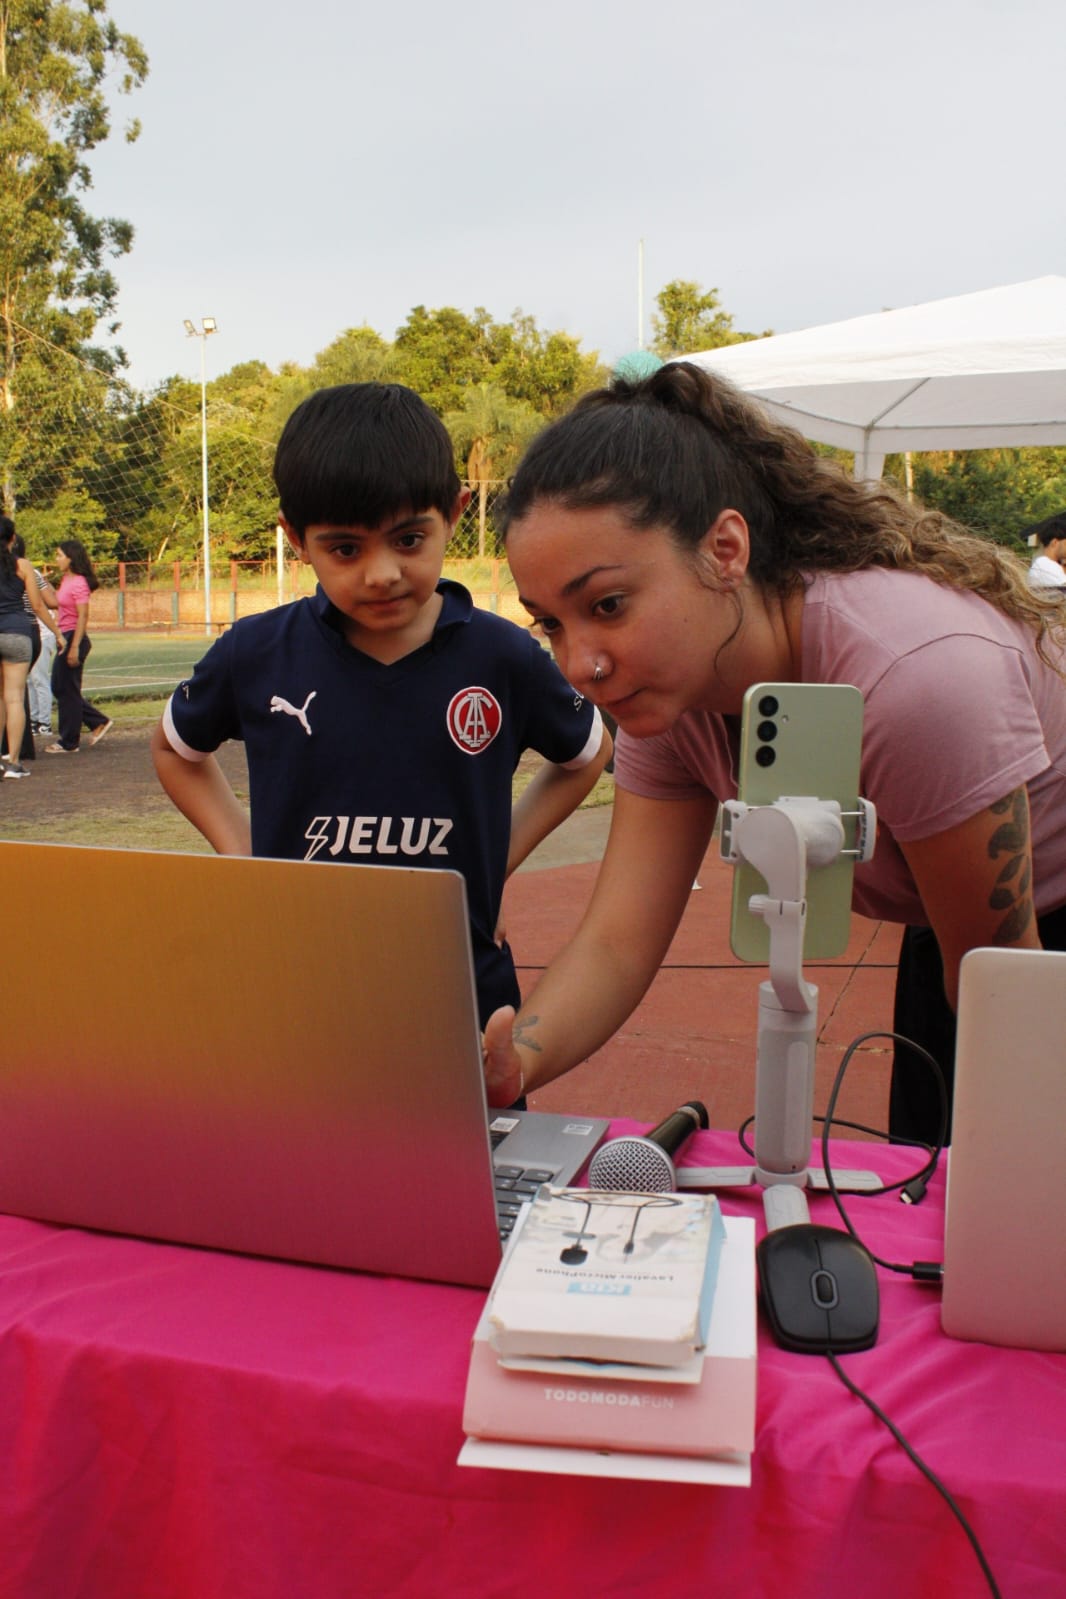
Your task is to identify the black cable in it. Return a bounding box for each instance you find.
[827,1353,1003,1599]
[820,1031,947,1277]
[736,1110,938,1197]
[738,1028,991,1589]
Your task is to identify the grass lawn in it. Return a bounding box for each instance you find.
[83,631,214,698]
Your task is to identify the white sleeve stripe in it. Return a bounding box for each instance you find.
[561,706,605,771]
[162,696,211,763]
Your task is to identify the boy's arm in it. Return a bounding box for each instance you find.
[150,719,252,856]
[505,722,613,876]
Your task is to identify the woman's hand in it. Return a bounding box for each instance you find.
[483,1006,523,1107]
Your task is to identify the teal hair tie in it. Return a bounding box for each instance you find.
[612,349,664,385]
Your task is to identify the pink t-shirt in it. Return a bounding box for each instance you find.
[57,572,91,633]
[614,568,1066,924]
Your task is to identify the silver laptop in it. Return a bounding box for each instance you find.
[0,841,608,1289]
[941,946,1066,1351]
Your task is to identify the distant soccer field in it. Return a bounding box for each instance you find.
[84,633,215,698]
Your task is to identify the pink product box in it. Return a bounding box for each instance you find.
[463,1217,756,1460]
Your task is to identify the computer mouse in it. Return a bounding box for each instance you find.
[756,1222,879,1354]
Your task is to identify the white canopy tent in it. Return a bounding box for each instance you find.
[681,276,1066,479]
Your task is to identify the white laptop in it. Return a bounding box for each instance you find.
[941,945,1066,1351]
[0,842,607,1289]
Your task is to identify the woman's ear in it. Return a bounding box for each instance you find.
[699,508,750,587]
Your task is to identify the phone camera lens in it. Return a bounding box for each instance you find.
[756,720,777,743]
[758,694,779,716]
[755,747,776,768]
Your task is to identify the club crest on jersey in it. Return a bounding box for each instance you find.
[446,686,502,754]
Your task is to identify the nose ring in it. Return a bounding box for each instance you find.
[593,662,604,682]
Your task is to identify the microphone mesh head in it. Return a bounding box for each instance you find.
[587,1137,676,1193]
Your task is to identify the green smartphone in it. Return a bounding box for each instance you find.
[725,683,864,963]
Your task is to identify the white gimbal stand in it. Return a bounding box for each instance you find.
[675,793,880,1230]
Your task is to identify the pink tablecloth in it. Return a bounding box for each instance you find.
[0,1125,1063,1599]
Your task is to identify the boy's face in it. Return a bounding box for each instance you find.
[283,494,468,655]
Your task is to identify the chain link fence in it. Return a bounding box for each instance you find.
[88,545,523,632]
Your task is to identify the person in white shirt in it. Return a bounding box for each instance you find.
[1026,513,1066,593]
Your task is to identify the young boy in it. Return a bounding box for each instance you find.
[151,383,611,1026]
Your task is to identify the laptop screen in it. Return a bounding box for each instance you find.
[2,842,510,1286]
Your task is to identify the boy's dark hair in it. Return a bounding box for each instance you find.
[274,383,461,535]
[1029,512,1066,548]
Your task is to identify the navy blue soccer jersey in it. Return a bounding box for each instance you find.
[163,580,602,1025]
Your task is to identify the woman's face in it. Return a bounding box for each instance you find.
[506,501,755,737]
[54,548,70,572]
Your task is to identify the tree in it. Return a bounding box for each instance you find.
[909,448,1066,551]
[487,312,605,416]
[650,280,769,359]
[444,382,543,484]
[0,0,148,509]
[393,305,496,413]
[309,325,397,390]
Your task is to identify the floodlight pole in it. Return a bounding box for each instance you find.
[184,317,218,636]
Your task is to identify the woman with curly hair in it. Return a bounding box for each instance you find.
[483,361,1066,1142]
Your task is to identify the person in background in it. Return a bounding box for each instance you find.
[0,517,64,777]
[151,382,611,1033]
[11,534,59,735]
[482,361,1066,1144]
[46,538,113,755]
[1025,512,1066,593]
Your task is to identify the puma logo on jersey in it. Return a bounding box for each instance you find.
[270,690,317,735]
[303,814,454,863]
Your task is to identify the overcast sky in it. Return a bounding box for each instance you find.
[87,0,1066,394]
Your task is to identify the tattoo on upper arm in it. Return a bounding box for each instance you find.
[513,1014,543,1055]
[986,790,1034,941]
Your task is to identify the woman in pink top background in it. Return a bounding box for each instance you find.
[46,539,112,755]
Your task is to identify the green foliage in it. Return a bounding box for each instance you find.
[484,312,606,416]
[17,485,108,559]
[393,305,496,412]
[393,305,605,421]
[908,448,1066,550]
[0,0,148,467]
[651,279,771,359]
[443,383,543,484]
[309,325,398,390]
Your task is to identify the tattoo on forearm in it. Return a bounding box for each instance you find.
[513,1015,544,1054]
[987,790,1035,941]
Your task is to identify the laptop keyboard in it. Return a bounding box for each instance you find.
[489,1128,555,1240]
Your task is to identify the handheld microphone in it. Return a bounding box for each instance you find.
[587,1100,709,1193]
